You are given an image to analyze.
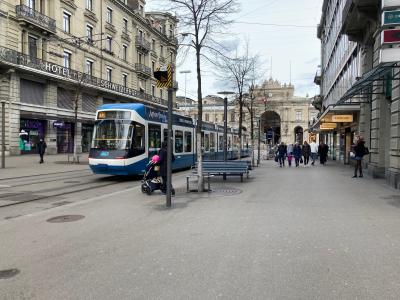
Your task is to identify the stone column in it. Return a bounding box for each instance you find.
[44,82,57,154]
[388,77,400,189]
[8,72,20,155]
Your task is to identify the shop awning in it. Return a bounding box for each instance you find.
[310,104,360,131]
[337,62,399,105]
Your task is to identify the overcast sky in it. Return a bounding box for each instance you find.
[147,0,323,100]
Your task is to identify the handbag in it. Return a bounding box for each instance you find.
[364,147,369,155]
[350,151,355,159]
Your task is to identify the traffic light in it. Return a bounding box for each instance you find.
[154,64,173,88]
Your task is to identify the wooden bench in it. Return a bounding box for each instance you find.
[193,161,250,182]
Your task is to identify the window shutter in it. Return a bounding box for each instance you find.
[57,87,74,110]
[20,79,44,105]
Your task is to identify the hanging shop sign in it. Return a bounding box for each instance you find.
[382,29,400,44]
[320,123,337,130]
[383,10,400,26]
[332,115,353,123]
[53,121,65,129]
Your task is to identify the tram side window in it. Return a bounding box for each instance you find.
[132,123,145,155]
[148,124,161,150]
[184,131,192,152]
[210,133,215,150]
[175,130,183,153]
[219,135,223,151]
[205,133,210,151]
[163,128,173,142]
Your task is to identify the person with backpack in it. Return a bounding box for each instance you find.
[302,141,311,165]
[277,142,287,167]
[352,137,368,178]
[293,142,302,167]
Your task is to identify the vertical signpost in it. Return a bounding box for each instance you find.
[154,64,174,207]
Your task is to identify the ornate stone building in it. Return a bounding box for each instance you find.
[253,79,317,145]
[177,79,317,146]
[0,0,178,155]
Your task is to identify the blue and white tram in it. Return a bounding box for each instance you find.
[89,103,248,176]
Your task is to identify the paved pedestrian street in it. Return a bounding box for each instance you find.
[1,160,400,299]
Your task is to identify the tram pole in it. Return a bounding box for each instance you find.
[166,68,174,208]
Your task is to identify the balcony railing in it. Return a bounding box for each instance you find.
[135,63,151,77]
[0,46,166,108]
[16,5,56,33]
[135,36,151,52]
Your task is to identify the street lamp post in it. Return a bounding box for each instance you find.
[1,100,5,169]
[180,70,191,116]
[217,91,235,162]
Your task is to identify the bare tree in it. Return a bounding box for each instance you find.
[215,42,258,159]
[170,0,238,191]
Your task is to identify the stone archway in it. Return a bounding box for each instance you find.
[261,111,281,145]
[294,126,304,144]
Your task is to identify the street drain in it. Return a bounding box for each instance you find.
[0,269,20,279]
[211,187,242,196]
[46,215,85,223]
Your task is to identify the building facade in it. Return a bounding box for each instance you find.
[0,0,178,156]
[178,80,317,146]
[314,0,400,189]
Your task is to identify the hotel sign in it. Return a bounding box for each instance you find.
[0,46,159,105]
[382,29,400,44]
[332,115,353,122]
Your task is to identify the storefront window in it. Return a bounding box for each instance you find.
[57,122,74,153]
[81,124,94,153]
[19,119,46,154]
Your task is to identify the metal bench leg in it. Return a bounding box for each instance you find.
[207,177,211,192]
[186,177,189,192]
[223,173,226,180]
[240,174,243,182]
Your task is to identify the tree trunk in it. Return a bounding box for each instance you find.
[73,92,79,163]
[250,109,255,167]
[195,46,203,192]
[238,99,243,160]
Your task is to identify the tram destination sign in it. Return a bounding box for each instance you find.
[0,47,155,104]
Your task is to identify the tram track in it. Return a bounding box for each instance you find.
[0,180,133,208]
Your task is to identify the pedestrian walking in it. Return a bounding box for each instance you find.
[37,138,47,164]
[352,137,368,178]
[287,152,293,167]
[318,142,329,165]
[277,142,287,167]
[310,140,318,165]
[293,142,302,167]
[302,141,311,165]
[158,141,175,194]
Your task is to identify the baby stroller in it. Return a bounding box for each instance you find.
[141,156,162,195]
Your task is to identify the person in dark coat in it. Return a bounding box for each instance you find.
[302,141,311,165]
[318,142,329,165]
[293,142,302,167]
[277,142,287,167]
[37,138,47,164]
[352,137,367,178]
[158,141,175,194]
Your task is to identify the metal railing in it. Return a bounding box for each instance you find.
[135,36,151,51]
[0,46,165,107]
[135,63,151,76]
[16,5,56,32]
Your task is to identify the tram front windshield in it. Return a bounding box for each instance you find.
[92,119,140,151]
